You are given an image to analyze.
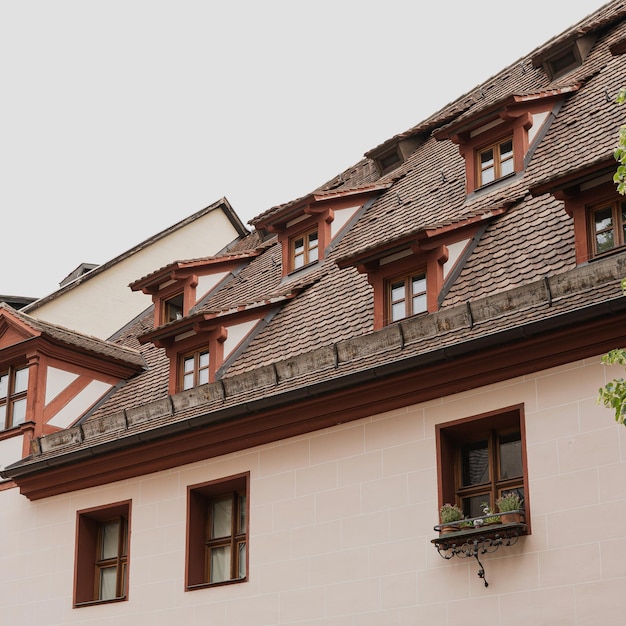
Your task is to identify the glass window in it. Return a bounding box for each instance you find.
[477,137,514,186]
[186,475,249,590]
[163,293,184,324]
[181,349,210,391]
[0,365,28,430]
[436,409,527,524]
[291,229,319,270]
[590,201,626,256]
[387,272,427,323]
[74,502,130,607]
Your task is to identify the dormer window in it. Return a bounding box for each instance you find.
[477,137,514,187]
[0,365,28,430]
[387,272,427,323]
[291,229,319,271]
[589,199,626,257]
[532,34,597,81]
[181,349,210,390]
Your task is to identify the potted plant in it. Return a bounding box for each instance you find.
[495,491,524,524]
[439,503,464,534]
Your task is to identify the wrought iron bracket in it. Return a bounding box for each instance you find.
[431,522,526,587]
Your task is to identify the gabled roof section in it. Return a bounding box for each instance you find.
[129,249,267,295]
[433,87,579,142]
[249,183,391,231]
[25,198,249,313]
[0,303,145,373]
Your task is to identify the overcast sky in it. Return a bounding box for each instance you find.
[0,1,609,298]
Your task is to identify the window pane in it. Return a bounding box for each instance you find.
[462,494,491,519]
[14,368,28,394]
[11,398,27,425]
[412,293,427,314]
[99,566,117,601]
[501,157,514,176]
[183,356,195,374]
[500,139,513,159]
[210,546,231,583]
[101,520,120,560]
[391,301,405,321]
[391,282,405,302]
[238,542,246,578]
[0,404,5,428]
[481,166,494,184]
[462,440,489,486]
[499,486,525,509]
[183,372,194,390]
[239,494,247,533]
[412,275,426,295]
[199,351,209,369]
[198,369,209,386]
[594,207,613,232]
[309,245,319,263]
[0,373,7,399]
[499,433,522,479]
[480,148,494,167]
[211,497,232,539]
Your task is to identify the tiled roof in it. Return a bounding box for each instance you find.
[8,1,626,462]
[0,302,145,367]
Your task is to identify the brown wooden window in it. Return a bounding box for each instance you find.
[186,474,249,590]
[589,200,626,257]
[163,293,184,324]
[291,229,319,270]
[436,407,529,522]
[386,273,427,323]
[181,349,210,390]
[477,137,514,186]
[74,501,130,607]
[0,365,28,430]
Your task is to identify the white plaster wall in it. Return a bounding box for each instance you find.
[330,205,361,239]
[29,208,241,340]
[2,354,626,625]
[223,320,258,360]
[47,380,111,429]
[0,435,23,472]
[45,367,79,405]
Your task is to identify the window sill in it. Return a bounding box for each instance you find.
[74,596,127,608]
[431,520,527,552]
[186,577,247,592]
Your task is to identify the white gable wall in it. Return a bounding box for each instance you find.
[29,208,241,339]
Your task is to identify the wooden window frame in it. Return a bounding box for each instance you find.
[0,364,28,431]
[385,271,427,324]
[290,228,319,271]
[180,348,210,391]
[74,501,131,607]
[186,473,249,591]
[476,136,514,188]
[436,406,530,530]
[162,292,184,325]
[588,198,626,257]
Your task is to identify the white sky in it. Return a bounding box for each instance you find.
[0,0,609,298]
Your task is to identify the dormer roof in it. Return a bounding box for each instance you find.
[249,183,391,231]
[0,303,145,376]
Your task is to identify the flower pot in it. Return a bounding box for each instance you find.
[439,525,459,534]
[500,512,522,524]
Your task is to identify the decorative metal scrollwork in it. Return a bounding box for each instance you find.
[431,514,526,587]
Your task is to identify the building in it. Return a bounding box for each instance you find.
[2,2,626,624]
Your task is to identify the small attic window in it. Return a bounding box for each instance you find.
[163,293,184,324]
[533,34,597,81]
[377,149,402,174]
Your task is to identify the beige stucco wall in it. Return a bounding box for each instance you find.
[1,353,625,625]
[29,208,241,340]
